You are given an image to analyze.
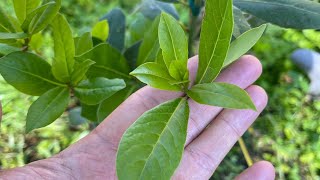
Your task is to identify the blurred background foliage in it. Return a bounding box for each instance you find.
[0,0,319,179]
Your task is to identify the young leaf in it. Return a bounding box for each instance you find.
[75,43,131,80]
[137,16,160,66]
[159,13,188,70]
[92,20,109,42]
[51,13,75,83]
[0,32,29,40]
[116,98,189,180]
[130,62,182,91]
[234,0,320,29]
[13,0,41,24]
[29,0,61,34]
[71,59,95,86]
[0,52,64,96]
[196,0,233,84]
[224,24,267,68]
[26,87,70,132]
[97,85,138,122]
[74,32,93,56]
[101,8,126,51]
[187,82,256,110]
[21,2,55,32]
[75,78,126,105]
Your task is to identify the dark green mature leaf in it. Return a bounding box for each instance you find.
[0,52,63,96]
[124,41,142,70]
[0,32,29,40]
[75,78,126,105]
[74,32,93,56]
[81,103,99,122]
[234,0,320,29]
[137,16,160,66]
[196,0,233,84]
[29,0,61,34]
[13,0,41,24]
[71,59,95,86]
[0,8,18,33]
[21,2,55,32]
[159,13,188,81]
[97,85,138,122]
[233,6,251,38]
[187,83,256,110]
[130,62,181,91]
[224,24,267,68]
[101,8,126,52]
[129,14,152,44]
[92,20,109,42]
[51,13,75,83]
[75,43,131,80]
[117,98,189,180]
[26,87,70,132]
[0,44,20,55]
[139,0,179,20]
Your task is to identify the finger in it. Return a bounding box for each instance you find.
[186,55,262,145]
[235,161,275,180]
[173,86,268,179]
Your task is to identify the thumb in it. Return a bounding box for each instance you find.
[235,161,275,180]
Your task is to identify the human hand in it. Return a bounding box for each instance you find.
[0,55,275,180]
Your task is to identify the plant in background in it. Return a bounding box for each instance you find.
[1,0,320,179]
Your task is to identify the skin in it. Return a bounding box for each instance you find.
[0,55,275,180]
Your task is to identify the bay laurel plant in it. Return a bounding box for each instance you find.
[116,0,267,179]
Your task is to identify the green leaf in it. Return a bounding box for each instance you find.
[130,62,181,91]
[0,32,29,40]
[233,6,251,38]
[101,8,126,51]
[92,20,109,42]
[74,32,93,56]
[75,78,126,105]
[26,87,70,132]
[75,43,131,80]
[0,43,20,55]
[71,59,95,86]
[116,98,189,180]
[128,14,153,44]
[21,2,55,32]
[13,0,41,24]
[69,107,87,126]
[124,41,141,70]
[29,0,61,34]
[139,0,179,20]
[51,13,75,83]
[187,82,256,110]
[0,52,64,96]
[196,0,233,84]
[0,8,18,33]
[159,13,188,70]
[137,16,160,66]
[224,24,267,68]
[81,103,99,122]
[97,85,138,122]
[234,0,320,29]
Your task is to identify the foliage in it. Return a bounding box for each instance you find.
[0,0,320,179]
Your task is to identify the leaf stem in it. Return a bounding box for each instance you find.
[22,36,31,52]
[238,137,253,166]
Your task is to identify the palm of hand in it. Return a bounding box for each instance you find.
[1,56,275,180]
